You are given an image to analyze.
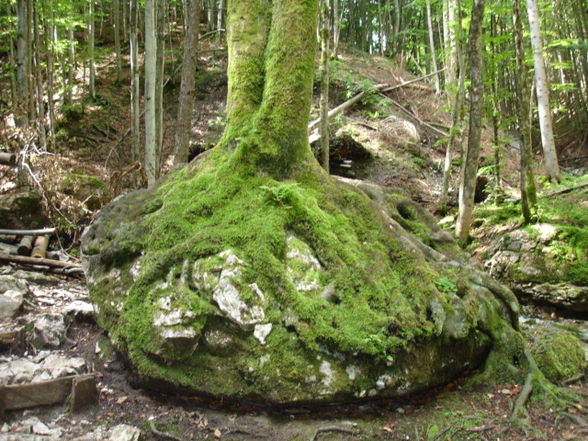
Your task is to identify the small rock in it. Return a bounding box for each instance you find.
[109,425,141,441]
[0,290,24,321]
[253,323,272,345]
[65,301,95,317]
[33,314,66,348]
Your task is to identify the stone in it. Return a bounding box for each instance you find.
[65,301,96,317]
[109,425,141,441]
[0,290,24,321]
[81,167,521,404]
[33,314,66,348]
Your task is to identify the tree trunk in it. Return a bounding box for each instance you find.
[425,0,440,93]
[319,0,331,172]
[32,4,47,149]
[130,0,141,163]
[456,0,485,244]
[174,0,201,165]
[155,0,165,171]
[113,0,122,83]
[332,0,342,58]
[514,0,537,223]
[525,0,560,182]
[222,0,318,177]
[16,0,31,126]
[145,0,159,187]
[88,0,96,99]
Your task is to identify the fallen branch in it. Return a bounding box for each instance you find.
[544,182,588,198]
[0,252,82,271]
[380,94,449,138]
[0,227,56,235]
[511,373,534,420]
[308,83,389,132]
[380,67,447,94]
[310,425,355,441]
[149,421,185,441]
[563,373,585,385]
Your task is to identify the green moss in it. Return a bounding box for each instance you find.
[526,327,586,384]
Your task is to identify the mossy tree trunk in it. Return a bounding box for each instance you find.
[221,0,319,179]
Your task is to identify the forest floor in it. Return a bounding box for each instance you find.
[1,43,588,440]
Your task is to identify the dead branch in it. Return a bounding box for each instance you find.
[0,227,56,235]
[563,373,585,385]
[380,67,446,94]
[0,252,82,271]
[380,94,449,138]
[544,182,588,198]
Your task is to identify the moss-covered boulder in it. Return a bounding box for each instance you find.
[81,150,526,404]
[523,322,586,383]
[486,223,588,312]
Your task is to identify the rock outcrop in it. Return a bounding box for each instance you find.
[486,224,588,312]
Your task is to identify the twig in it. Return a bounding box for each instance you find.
[310,425,355,441]
[200,28,225,39]
[149,421,185,441]
[511,373,534,420]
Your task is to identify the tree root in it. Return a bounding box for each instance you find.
[310,425,356,441]
[149,421,185,441]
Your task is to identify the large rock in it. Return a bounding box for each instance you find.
[0,275,29,321]
[82,157,521,404]
[486,224,588,312]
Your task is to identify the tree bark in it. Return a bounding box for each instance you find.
[130,0,140,163]
[113,0,122,83]
[174,0,201,165]
[425,0,440,93]
[222,0,318,177]
[88,0,96,99]
[456,0,485,244]
[319,0,330,172]
[525,0,560,182]
[145,0,159,187]
[513,0,537,223]
[16,0,31,127]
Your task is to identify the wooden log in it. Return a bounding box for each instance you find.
[17,236,33,256]
[0,228,56,235]
[0,329,21,346]
[0,374,98,412]
[0,235,18,243]
[70,375,99,412]
[32,235,49,259]
[0,376,74,410]
[0,252,82,270]
[0,152,16,166]
[0,243,18,255]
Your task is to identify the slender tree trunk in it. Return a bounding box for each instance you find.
[514,0,537,222]
[145,0,159,186]
[525,0,560,182]
[113,0,122,83]
[439,0,464,211]
[456,0,485,244]
[44,0,56,146]
[332,0,342,58]
[216,0,224,45]
[319,0,330,172]
[425,0,440,93]
[16,0,30,127]
[9,29,18,106]
[130,0,140,163]
[88,0,96,99]
[155,0,165,169]
[174,0,201,165]
[32,4,47,149]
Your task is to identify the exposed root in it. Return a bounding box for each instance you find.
[149,421,185,441]
[511,373,534,420]
[310,425,356,441]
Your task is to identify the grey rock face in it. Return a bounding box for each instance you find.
[33,314,66,348]
[486,224,588,312]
